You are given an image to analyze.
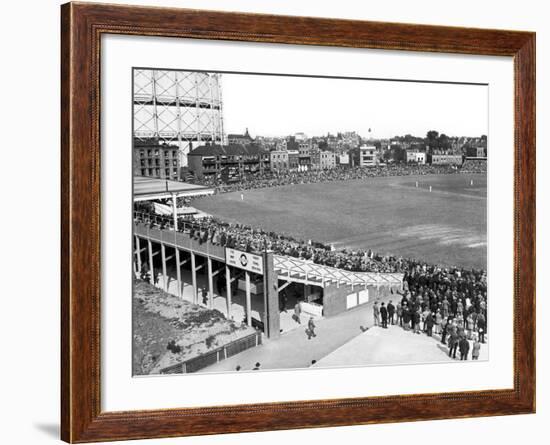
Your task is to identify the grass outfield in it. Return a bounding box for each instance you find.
[193,174,487,270]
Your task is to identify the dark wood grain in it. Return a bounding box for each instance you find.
[60,2,536,443]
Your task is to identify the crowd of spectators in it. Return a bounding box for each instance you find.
[373,263,487,359]
[461,159,487,174]
[187,164,461,196]
[135,210,413,273]
[134,210,486,289]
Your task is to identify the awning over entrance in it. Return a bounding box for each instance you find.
[273,255,403,288]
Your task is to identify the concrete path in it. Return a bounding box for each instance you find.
[201,292,398,373]
[313,324,488,368]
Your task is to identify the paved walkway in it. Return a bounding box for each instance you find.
[313,324,488,368]
[201,292,398,373]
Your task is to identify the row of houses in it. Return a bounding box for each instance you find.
[133,141,402,182]
[188,144,339,179]
[133,139,479,182]
[404,150,466,165]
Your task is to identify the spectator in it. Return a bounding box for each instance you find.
[396,302,403,327]
[477,313,486,343]
[373,301,380,327]
[307,316,317,339]
[459,336,470,360]
[413,310,421,334]
[434,309,443,335]
[472,336,481,360]
[448,328,459,359]
[402,304,411,331]
[387,300,395,325]
[425,311,434,337]
[466,314,474,339]
[380,302,388,328]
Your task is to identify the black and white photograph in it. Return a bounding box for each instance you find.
[132,68,488,376]
[2,0,545,443]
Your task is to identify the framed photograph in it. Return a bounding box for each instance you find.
[61,2,535,442]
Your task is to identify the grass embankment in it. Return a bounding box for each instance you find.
[133,279,253,375]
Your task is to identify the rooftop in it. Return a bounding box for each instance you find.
[188,143,268,157]
[274,255,403,287]
[134,138,178,148]
[134,176,214,201]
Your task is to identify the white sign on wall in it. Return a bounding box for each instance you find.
[225,248,264,274]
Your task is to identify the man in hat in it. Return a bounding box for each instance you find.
[380,302,388,328]
[448,325,459,359]
[387,300,395,325]
[425,310,435,337]
[459,335,470,360]
[396,302,403,326]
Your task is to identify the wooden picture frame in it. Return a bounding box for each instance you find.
[61,2,535,442]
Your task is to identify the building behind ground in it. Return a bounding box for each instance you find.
[187,143,270,180]
[430,153,464,166]
[353,145,378,167]
[288,150,300,170]
[133,139,180,180]
[270,150,289,171]
[465,145,487,158]
[406,150,427,164]
[319,151,336,170]
[310,147,321,170]
[298,141,312,170]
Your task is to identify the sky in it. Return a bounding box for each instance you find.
[221,72,488,140]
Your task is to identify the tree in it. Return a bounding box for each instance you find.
[426,130,440,153]
[384,145,406,163]
[395,146,407,162]
[437,133,451,151]
[427,130,439,142]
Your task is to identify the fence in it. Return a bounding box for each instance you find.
[160,330,262,374]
